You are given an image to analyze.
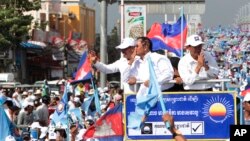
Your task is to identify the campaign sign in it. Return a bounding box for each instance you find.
[125,92,236,140]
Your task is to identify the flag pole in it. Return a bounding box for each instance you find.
[158,93,170,129]
[91,78,101,115]
[180,6,184,57]
[65,82,70,141]
[148,58,170,129]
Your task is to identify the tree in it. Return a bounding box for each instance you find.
[0,0,41,51]
[107,26,120,81]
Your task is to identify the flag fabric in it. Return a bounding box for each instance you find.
[82,94,94,114]
[0,95,14,140]
[51,83,70,126]
[127,57,159,129]
[147,15,188,57]
[83,103,124,141]
[71,51,93,84]
[94,89,101,115]
[92,80,101,115]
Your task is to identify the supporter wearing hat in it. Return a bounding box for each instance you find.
[12,93,22,108]
[89,37,140,93]
[178,34,219,91]
[21,91,28,99]
[17,100,38,126]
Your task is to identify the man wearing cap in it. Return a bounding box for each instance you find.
[17,101,39,126]
[178,34,219,91]
[89,37,139,93]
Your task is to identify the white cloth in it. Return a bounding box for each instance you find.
[134,52,174,91]
[68,101,75,110]
[178,51,219,90]
[94,56,139,93]
[12,98,22,108]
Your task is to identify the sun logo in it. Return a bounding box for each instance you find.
[202,96,234,123]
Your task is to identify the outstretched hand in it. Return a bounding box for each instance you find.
[89,50,98,64]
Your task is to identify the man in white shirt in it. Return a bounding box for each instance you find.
[128,37,174,92]
[90,37,139,93]
[178,34,219,90]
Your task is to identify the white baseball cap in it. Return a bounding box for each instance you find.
[243,93,250,102]
[116,37,135,49]
[185,34,204,47]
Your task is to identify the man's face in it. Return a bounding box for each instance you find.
[135,39,145,57]
[121,46,134,60]
[188,44,203,59]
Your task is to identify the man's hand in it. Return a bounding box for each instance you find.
[127,76,137,85]
[89,50,98,64]
[162,113,175,133]
[144,80,149,87]
[175,77,183,84]
[197,51,205,67]
[196,51,205,73]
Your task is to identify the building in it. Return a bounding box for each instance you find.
[235,2,250,32]
[18,0,95,83]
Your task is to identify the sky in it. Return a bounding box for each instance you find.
[85,0,250,34]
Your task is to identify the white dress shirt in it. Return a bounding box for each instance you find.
[178,51,219,90]
[94,57,139,93]
[135,52,174,91]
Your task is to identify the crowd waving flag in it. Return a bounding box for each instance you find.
[71,51,93,84]
[0,95,14,140]
[147,14,188,57]
[83,103,124,141]
[51,82,70,126]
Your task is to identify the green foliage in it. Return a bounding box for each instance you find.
[0,0,41,51]
[107,26,120,63]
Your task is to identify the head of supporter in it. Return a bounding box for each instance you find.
[135,36,152,59]
[113,93,122,104]
[243,93,250,125]
[41,96,50,105]
[23,101,34,114]
[34,89,42,99]
[22,91,28,99]
[185,34,205,60]
[115,37,136,60]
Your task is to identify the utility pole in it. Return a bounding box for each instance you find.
[98,0,117,87]
[100,0,108,88]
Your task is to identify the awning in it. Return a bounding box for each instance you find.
[20,41,46,49]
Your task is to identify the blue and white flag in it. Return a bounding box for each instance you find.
[128,57,160,129]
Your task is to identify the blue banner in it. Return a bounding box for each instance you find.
[125,92,236,140]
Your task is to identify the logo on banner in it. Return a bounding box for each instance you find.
[141,123,153,134]
[202,96,234,123]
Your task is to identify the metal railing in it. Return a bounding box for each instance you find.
[129,79,231,92]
